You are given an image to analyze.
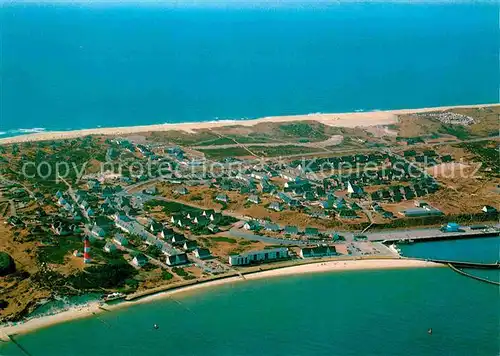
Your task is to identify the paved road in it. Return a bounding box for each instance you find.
[228,224,499,245]
[229,228,307,246]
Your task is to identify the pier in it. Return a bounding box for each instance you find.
[4,335,32,356]
[447,264,500,286]
[373,227,499,244]
[424,259,500,269]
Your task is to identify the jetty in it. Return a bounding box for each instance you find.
[373,227,499,244]
[424,259,500,269]
[4,335,32,356]
[447,264,500,286]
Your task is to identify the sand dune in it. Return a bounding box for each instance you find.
[0,104,495,145]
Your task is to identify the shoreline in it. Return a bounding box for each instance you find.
[0,258,440,339]
[0,103,496,145]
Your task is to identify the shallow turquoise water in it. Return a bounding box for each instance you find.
[1,268,499,356]
[1,3,498,135]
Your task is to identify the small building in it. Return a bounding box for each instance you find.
[441,222,461,233]
[247,195,260,204]
[482,205,497,214]
[149,221,163,234]
[299,246,337,258]
[166,253,188,266]
[284,225,299,236]
[243,220,261,231]
[229,248,289,266]
[171,234,186,245]
[113,234,128,247]
[215,194,229,203]
[91,225,106,239]
[207,224,219,233]
[338,209,358,219]
[304,227,320,238]
[264,222,281,232]
[268,202,282,212]
[144,186,157,195]
[193,216,210,226]
[86,207,95,217]
[161,227,175,240]
[174,187,189,195]
[104,242,117,253]
[400,207,443,218]
[132,253,148,267]
[194,248,211,260]
[183,240,198,251]
[320,200,333,209]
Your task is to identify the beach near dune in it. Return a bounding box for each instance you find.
[0,258,440,339]
[0,104,495,145]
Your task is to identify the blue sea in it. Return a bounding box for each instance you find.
[0,2,498,137]
[1,237,499,356]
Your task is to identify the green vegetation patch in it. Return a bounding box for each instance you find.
[69,259,137,290]
[438,125,472,140]
[210,236,237,243]
[251,145,324,157]
[37,236,83,264]
[459,141,500,174]
[278,122,328,141]
[0,252,16,276]
[162,271,174,280]
[198,147,253,159]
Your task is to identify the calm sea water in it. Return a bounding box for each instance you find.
[1,267,499,356]
[1,3,498,136]
[400,237,500,263]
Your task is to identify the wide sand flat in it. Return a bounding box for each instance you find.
[0,104,495,145]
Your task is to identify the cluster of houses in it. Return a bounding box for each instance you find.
[170,208,223,233]
[370,178,439,203]
[403,149,453,166]
[243,220,331,240]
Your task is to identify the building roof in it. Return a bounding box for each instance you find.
[284,225,299,234]
[301,246,336,257]
[195,248,211,259]
[264,222,281,231]
[401,208,443,217]
[133,253,148,263]
[304,227,319,236]
[232,248,288,258]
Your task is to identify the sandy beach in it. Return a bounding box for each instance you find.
[0,104,495,145]
[0,258,439,339]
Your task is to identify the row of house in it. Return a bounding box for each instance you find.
[243,220,322,238]
[229,248,289,266]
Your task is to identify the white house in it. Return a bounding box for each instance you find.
[229,248,289,266]
[132,254,148,267]
[104,242,117,253]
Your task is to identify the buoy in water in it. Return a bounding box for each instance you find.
[154,324,159,330]
[428,328,432,335]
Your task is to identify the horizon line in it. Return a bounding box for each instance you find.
[1,0,497,7]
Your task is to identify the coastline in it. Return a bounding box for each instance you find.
[0,258,440,339]
[0,103,496,145]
